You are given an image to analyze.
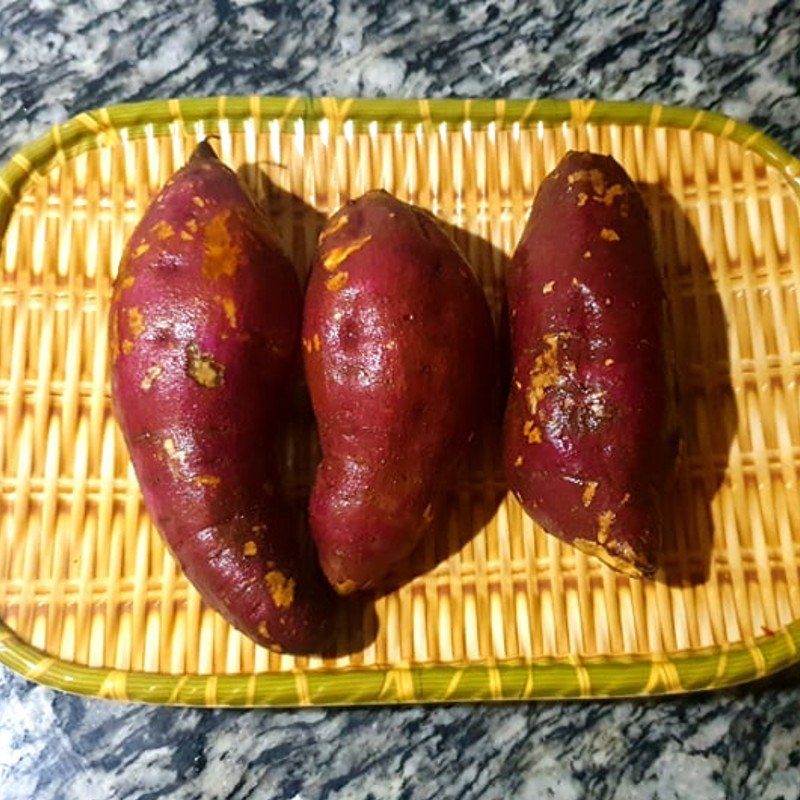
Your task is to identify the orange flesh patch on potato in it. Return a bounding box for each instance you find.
[572,538,646,577]
[577,192,588,207]
[128,307,144,338]
[567,169,606,195]
[322,235,372,273]
[526,333,562,415]
[152,220,175,240]
[313,334,321,351]
[192,196,206,208]
[202,210,239,280]
[599,184,625,206]
[243,541,257,556]
[582,481,598,507]
[217,296,237,329]
[162,438,189,475]
[523,419,543,444]
[109,309,120,356]
[514,455,523,467]
[325,271,349,292]
[131,243,149,259]
[604,358,615,366]
[121,275,136,290]
[597,510,616,544]
[186,218,199,233]
[140,365,163,391]
[600,228,620,242]
[180,230,194,241]
[193,475,221,486]
[121,340,134,355]
[319,213,349,242]
[583,250,592,259]
[185,342,224,388]
[542,281,555,294]
[264,570,295,608]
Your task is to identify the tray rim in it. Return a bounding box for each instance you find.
[1,94,799,706]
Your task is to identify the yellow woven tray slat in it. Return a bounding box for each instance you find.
[1,97,799,705]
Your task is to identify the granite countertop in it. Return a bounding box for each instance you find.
[1,1,799,798]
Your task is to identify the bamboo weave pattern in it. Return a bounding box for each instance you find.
[0,97,799,704]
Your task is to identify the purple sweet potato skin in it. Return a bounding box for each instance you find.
[503,151,678,577]
[110,142,334,653]
[304,191,495,594]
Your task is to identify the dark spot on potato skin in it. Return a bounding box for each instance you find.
[337,318,360,350]
[153,326,177,346]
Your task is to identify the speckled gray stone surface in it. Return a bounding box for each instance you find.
[1,1,799,798]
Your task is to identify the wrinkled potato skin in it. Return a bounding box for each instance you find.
[503,152,678,577]
[110,142,334,653]
[304,191,495,594]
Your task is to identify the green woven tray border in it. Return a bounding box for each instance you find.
[1,95,799,706]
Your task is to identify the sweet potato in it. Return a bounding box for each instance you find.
[304,191,495,594]
[110,141,334,653]
[503,151,678,577]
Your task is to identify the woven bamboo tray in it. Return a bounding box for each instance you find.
[1,97,800,706]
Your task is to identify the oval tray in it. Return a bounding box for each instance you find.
[1,97,799,705]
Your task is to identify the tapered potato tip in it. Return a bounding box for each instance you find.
[189,139,219,162]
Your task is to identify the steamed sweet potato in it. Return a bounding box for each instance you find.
[503,151,678,577]
[110,141,334,653]
[304,191,495,594]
